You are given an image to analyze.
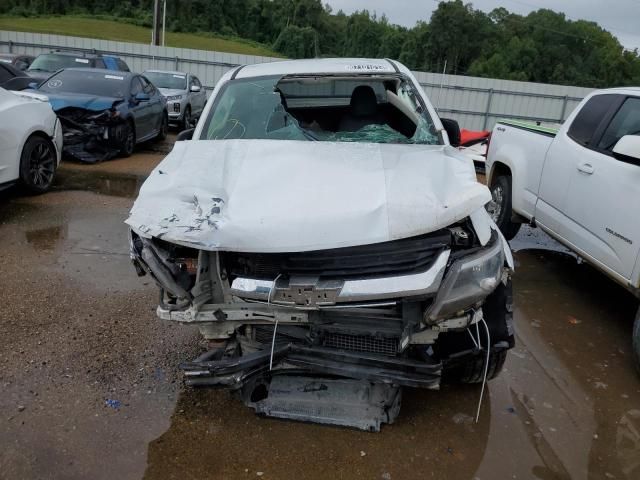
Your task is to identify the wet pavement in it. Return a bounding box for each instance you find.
[1,142,639,480]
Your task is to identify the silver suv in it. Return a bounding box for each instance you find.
[143,70,206,129]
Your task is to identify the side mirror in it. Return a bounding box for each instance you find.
[441,118,461,147]
[613,135,640,164]
[176,128,194,141]
[190,85,201,93]
[134,92,150,103]
[28,81,39,90]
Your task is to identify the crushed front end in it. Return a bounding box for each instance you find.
[57,106,128,163]
[129,218,513,430]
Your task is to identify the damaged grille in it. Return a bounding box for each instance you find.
[323,333,399,356]
[253,325,309,346]
[252,326,400,357]
[223,230,451,280]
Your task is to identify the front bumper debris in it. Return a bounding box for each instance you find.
[181,344,442,389]
[58,107,127,163]
[242,376,402,432]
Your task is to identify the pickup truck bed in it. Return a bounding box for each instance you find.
[497,119,560,137]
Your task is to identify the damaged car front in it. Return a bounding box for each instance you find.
[33,68,167,163]
[126,59,515,431]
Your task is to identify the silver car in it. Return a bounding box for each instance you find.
[143,70,206,129]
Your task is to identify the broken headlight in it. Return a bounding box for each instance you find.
[427,234,504,321]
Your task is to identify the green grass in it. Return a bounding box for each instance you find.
[0,15,282,57]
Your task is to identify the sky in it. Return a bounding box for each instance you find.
[324,0,640,51]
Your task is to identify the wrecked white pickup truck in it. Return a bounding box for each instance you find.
[126,58,514,430]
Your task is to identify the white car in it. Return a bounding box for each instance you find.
[126,58,514,430]
[485,87,640,371]
[0,87,63,193]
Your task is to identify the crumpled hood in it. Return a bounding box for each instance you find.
[44,93,123,112]
[159,88,185,97]
[126,139,492,252]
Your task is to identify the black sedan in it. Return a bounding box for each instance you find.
[0,53,35,71]
[33,68,168,163]
[0,62,33,91]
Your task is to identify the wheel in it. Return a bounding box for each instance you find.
[446,348,508,384]
[19,135,57,194]
[486,174,521,240]
[120,121,135,157]
[156,112,168,141]
[633,306,640,375]
[181,105,191,130]
[440,280,514,384]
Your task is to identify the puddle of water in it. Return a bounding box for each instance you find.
[144,385,492,480]
[25,225,68,250]
[52,170,145,199]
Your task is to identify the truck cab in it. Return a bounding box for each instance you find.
[485,87,640,371]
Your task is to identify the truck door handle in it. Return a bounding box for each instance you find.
[577,163,594,174]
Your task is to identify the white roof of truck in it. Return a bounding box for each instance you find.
[235,58,409,79]
[590,87,640,96]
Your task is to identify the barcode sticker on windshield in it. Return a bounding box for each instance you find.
[345,64,386,71]
[173,75,186,79]
[105,75,124,80]
[75,58,90,64]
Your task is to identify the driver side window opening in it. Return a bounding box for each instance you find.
[597,97,640,152]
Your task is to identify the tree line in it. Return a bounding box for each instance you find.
[3,0,640,88]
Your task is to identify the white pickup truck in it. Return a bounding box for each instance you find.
[485,87,640,372]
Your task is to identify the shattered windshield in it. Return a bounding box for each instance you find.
[144,72,187,90]
[200,75,440,144]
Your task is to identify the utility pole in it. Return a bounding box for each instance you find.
[152,0,162,46]
[162,0,167,47]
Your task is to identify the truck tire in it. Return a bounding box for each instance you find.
[441,280,514,384]
[450,349,508,384]
[633,306,640,375]
[487,174,521,240]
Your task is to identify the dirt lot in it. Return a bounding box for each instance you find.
[1,139,639,480]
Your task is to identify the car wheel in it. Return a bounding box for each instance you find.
[156,113,168,141]
[441,280,514,384]
[19,135,57,194]
[486,174,521,240]
[182,105,191,130]
[633,306,640,375]
[120,121,135,157]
